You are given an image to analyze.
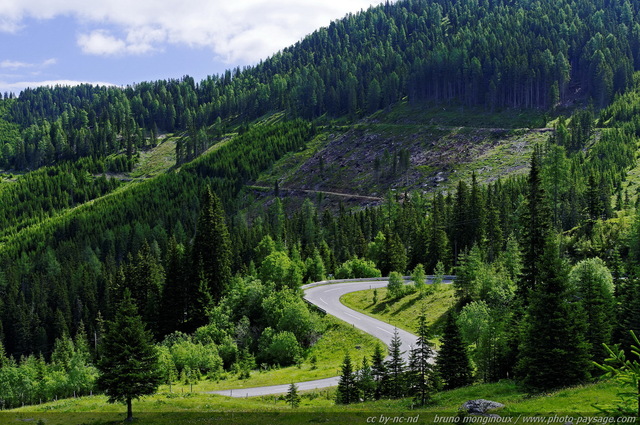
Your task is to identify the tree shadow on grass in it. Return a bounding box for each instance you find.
[370,299,394,314]
[430,307,454,336]
[395,294,422,314]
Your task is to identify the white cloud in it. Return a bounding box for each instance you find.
[0,79,118,94]
[0,60,31,69]
[0,0,382,64]
[78,30,126,55]
[78,27,166,56]
[0,58,59,69]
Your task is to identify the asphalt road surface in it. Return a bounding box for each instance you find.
[211,277,453,398]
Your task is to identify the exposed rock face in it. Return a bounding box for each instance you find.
[462,399,505,415]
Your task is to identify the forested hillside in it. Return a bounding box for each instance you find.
[1,0,640,169]
[2,0,640,415]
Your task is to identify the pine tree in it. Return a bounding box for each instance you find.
[408,313,438,406]
[436,312,473,390]
[469,172,485,247]
[516,236,590,393]
[357,356,376,401]
[615,275,640,353]
[385,230,407,275]
[371,342,388,399]
[159,236,187,335]
[97,289,161,422]
[189,262,214,330]
[336,352,359,404]
[285,383,301,408]
[520,146,552,304]
[386,328,405,398]
[192,187,232,302]
[124,242,164,336]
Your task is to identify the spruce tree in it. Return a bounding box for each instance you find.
[192,187,232,302]
[285,383,301,408]
[516,236,590,393]
[159,236,186,335]
[507,147,551,378]
[124,242,164,336]
[357,356,376,401]
[408,313,438,406]
[436,312,473,390]
[519,146,552,304]
[385,328,405,398]
[385,230,408,275]
[427,193,451,272]
[371,342,388,399]
[615,275,640,353]
[453,180,470,263]
[336,352,359,404]
[97,289,161,422]
[469,172,485,247]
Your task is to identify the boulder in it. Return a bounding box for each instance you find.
[462,399,505,415]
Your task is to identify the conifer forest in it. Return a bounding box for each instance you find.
[2,0,640,421]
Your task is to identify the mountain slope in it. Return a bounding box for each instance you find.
[1,0,639,170]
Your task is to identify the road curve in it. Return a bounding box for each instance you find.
[211,277,452,397]
[303,280,418,360]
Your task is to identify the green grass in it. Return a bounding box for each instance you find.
[340,284,456,342]
[129,136,179,178]
[8,379,626,425]
[177,315,382,393]
[446,129,547,188]
[255,131,333,187]
[7,298,626,424]
[5,314,382,423]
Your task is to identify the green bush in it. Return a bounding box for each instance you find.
[335,258,382,279]
[258,329,302,366]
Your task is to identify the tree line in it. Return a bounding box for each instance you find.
[2,0,640,169]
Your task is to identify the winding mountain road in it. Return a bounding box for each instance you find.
[211,277,454,398]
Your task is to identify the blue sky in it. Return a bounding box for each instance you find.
[0,0,384,94]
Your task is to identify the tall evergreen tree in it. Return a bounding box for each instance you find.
[159,236,187,335]
[96,289,161,422]
[124,242,164,336]
[520,146,552,304]
[408,313,437,406]
[516,236,590,393]
[192,187,232,302]
[436,312,473,390]
[371,342,388,400]
[385,328,405,398]
[615,274,640,353]
[469,172,485,247]
[336,352,359,404]
[356,356,376,401]
[453,180,471,263]
[384,230,407,275]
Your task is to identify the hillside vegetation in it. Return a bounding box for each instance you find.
[1,0,639,170]
[1,0,640,420]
